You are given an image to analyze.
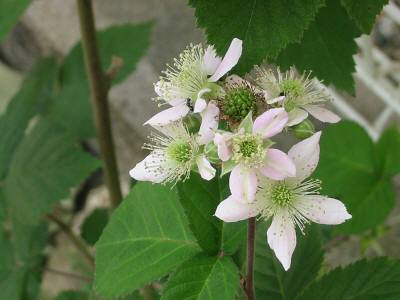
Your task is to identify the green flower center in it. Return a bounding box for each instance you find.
[222,87,257,121]
[167,141,193,163]
[271,183,293,207]
[279,79,304,111]
[239,139,258,157]
[232,134,265,167]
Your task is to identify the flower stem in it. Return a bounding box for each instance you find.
[245,217,256,300]
[76,0,122,208]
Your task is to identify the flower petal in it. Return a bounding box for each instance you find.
[144,104,190,126]
[286,108,308,126]
[230,165,257,203]
[194,88,211,113]
[209,38,243,82]
[214,132,233,161]
[198,102,219,145]
[259,149,296,180]
[215,195,258,222]
[303,104,341,123]
[196,155,216,180]
[202,45,222,75]
[288,132,321,182]
[129,154,166,183]
[267,210,297,271]
[294,195,352,225]
[253,108,288,138]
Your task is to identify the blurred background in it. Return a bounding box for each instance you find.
[0,0,399,298]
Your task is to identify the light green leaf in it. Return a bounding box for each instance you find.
[189,0,325,74]
[0,58,58,179]
[239,111,253,133]
[51,22,153,139]
[376,127,400,178]
[341,0,389,33]
[161,254,240,300]
[297,258,400,300]
[221,160,236,177]
[0,0,30,41]
[94,182,201,298]
[81,208,109,246]
[5,119,100,224]
[255,223,323,300]
[276,0,361,93]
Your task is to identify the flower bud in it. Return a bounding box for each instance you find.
[183,114,201,134]
[292,119,315,139]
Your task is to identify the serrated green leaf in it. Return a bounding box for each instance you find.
[255,223,323,300]
[81,208,109,246]
[94,182,201,298]
[0,0,30,41]
[341,0,389,33]
[177,173,246,255]
[376,127,400,178]
[5,119,100,224]
[297,258,400,300]
[51,22,152,139]
[276,0,361,93]
[0,58,58,179]
[189,0,325,74]
[161,254,240,300]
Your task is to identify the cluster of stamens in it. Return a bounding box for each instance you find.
[220,84,257,121]
[232,133,265,168]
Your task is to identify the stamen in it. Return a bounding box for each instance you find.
[232,133,266,168]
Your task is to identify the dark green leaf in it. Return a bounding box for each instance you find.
[81,208,109,246]
[94,182,201,298]
[298,258,400,300]
[341,0,389,33]
[255,223,323,300]
[161,254,240,300]
[376,127,400,178]
[276,0,361,93]
[189,0,325,74]
[54,291,88,300]
[0,0,30,41]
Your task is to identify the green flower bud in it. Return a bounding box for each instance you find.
[292,119,315,139]
[183,114,201,134]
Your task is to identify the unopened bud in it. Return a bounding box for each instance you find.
[292,119,315,139]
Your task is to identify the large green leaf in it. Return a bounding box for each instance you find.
[177,173,246,255]
[0,0,30,41]
[189,0,325,74]
[51,23,152,139]
[276,0,361,93]
[298,258,400,299]
[81,208,109,246]
[0,58,58,179]
[314,121,397,233]
[254,223,323,300]
[341,0,389,33]
[375,127,400,178]
[54,291,88,300]
[161,254,240,300]
[94,182,201,298]
[5,119,100,224]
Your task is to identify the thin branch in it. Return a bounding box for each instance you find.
[47,213,94,267]
[43,267,92,283]
[76,0,123,208]
[245,217,256,300]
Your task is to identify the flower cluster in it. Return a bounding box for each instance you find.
[129,38,351,270]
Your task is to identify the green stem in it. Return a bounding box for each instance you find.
[245,217,256,300]
[76,0,123,208]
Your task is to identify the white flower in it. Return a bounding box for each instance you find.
[215,132,351,270]
[129,121,215,184]
[254,66,340,126]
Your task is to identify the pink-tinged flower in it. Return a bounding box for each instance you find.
[129,121,215,185]
[254,66,340,126]
[145,38,243,128]
[214,108,296,203]
[215,132,351,270]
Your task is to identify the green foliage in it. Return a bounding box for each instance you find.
[276,0,361,93]
[161,254,240,300]
[5,119,100,224]
[51,23,153,139]
[177,173,246,255]
[54,291,88,300]
[0,58,58,179]
[189,0,325,74]
[0,0,30,41]
[341,0,389,33]
[94,182,201,298]
[298,258,400,299]
[314,121,400,233]
[254,223,323,300]
[81,208,109,246]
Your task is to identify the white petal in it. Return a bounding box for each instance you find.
[253,108,288,138]
[229,165,257,203]
[303,105,341,123]
[215,195,258,222]
[198,102,219,145]
[267,210,297,271]
[288,132,321,183]
[266,95,285,105]
[202,45,222,75]
[214,132,233,161]
[194,88,211,113]
[196,155,216,180]
[144,104,190,126]
[294,195,352,225]
[286,108,308,127]
[129,154,166,183]
[259,149,296,180]
[209,38,243,82]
